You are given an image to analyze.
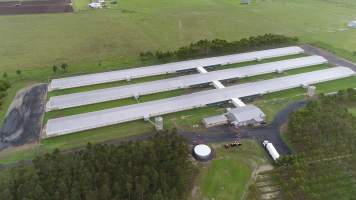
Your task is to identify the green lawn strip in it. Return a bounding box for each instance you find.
[48,72,181,97]
[253,95,305,123]
[72,0,91,11]
[195,140,268,200]
[225,63,331,86]
[207,54,306,71]
[45,88,190,122]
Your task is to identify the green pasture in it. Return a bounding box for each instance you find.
[193,140,268,200]
[0,0,355,73]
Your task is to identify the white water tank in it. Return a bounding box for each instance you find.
[193,144,212,160]
[262,140,280,161]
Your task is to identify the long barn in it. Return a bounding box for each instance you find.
[45,67,355,137]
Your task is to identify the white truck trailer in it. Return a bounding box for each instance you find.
[262,140,280,161]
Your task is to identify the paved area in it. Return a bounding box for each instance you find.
[0,84,47,151]
[180,100,307,155]
[301,44,356,72]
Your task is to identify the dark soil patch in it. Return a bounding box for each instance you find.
[0,0,73,15]
[0,84,47,150]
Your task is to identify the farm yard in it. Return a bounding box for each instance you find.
[0,0,356,199]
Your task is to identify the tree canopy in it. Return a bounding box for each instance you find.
[0,131,194,200]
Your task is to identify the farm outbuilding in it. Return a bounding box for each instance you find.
[226,105,266,127]
[240,0,251,4]
[202,115,228,128]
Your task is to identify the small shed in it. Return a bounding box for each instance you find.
[348,21,356,28]
[240,0,251,4]
[226,105,265,127]
[202,115,228,128]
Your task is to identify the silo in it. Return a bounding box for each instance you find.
[193,144,212,161]
[154,116,164,131]
[307,86,316,97]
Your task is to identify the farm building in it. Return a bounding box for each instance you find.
[202,115,228,128]
[348,21,356,28]
[226,105,266,127]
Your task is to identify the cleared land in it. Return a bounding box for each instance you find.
[0,0,355,72]
[0,0,73,15]
[192,140,269,200]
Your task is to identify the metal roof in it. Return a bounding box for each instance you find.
[202,115,228,125]
[46,55,326,111]
[227,105,265,123]
[45,67,354,137]
[48,46,304,91]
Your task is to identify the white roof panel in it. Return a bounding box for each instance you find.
[47,55,326,111]
[49,46,304,91]
[45,67,354,137]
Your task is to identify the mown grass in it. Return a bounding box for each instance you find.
[0,0,355,73]
[348,107,356,117]
[193,140,268,200]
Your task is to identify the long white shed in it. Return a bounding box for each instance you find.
[46,56,326,111]
[44,67,354,137]
[48,46,304,91]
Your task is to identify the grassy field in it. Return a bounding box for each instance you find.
[0,0,355,73]
[192,140,269,200]
[348,106,356,117]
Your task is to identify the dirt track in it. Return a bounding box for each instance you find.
[0,84,47,150]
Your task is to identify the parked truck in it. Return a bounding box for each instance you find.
[262,140,280,161]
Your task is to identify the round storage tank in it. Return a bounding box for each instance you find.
[193,144,212,161]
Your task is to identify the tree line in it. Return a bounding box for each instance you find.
[0,131,195,200]
[140,34,298,62]
[272,89,356,199]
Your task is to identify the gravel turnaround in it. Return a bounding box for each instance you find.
[179,100,307,156]
[0,84,47,151]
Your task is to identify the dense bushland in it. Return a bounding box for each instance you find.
[0,131,194,200]
[272,89,356,199]
[140,34,298,62]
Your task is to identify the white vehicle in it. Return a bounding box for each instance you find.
[262,140,280,161]
[88,2,102,8]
